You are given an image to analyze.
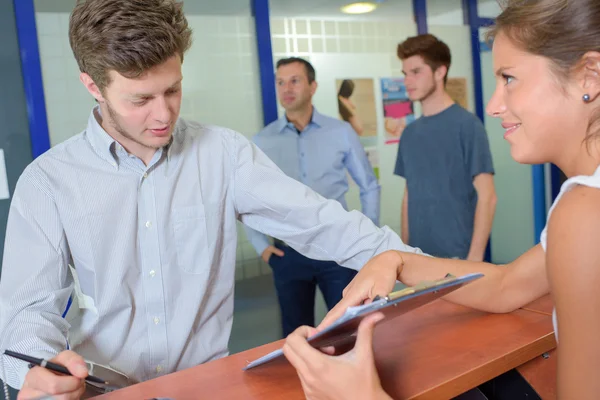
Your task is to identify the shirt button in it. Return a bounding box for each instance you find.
[156,365,163,373]
[153,317,160,325]
[149,270,156,278]
[143,173,148,179]
[145,221,152,228]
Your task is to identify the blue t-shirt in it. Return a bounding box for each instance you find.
[394,104,494,258]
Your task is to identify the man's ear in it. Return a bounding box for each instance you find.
[578,51,600,103]
[434,65,448,84]
[80,73,105,102]
[310,80,318,96]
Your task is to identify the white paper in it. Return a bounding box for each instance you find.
[0,150,9,200]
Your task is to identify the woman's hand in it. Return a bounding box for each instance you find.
[283,313,392,400]
[318,250,404,331]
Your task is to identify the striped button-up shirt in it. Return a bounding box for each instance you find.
[245,109,380,256]
[0,107,419,388]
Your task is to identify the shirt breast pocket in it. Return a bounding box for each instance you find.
[172,205,216,274]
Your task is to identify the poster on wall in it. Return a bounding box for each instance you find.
[335,78,378,147]
[446,77,468,110]
[366,147,380,181]
[380,77,416,145]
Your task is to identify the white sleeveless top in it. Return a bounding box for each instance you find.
[539,165,600,341]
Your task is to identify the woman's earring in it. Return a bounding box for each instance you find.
[583,94,591,102]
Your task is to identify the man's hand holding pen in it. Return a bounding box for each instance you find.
[19,350,88,400]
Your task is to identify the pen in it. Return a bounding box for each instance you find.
[3,350,109,385]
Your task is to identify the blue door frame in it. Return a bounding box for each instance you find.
[461,0,546,245]
[13,0,51,158]
[251,0,278,126]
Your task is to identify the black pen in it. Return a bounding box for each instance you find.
[3,350,109,385]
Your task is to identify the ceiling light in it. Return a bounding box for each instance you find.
[341,2,378,14]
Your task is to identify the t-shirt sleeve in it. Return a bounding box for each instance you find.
[463,116,495,178]
[393,137,405,177]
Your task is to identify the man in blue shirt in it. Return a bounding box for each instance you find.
[245,57,380,336]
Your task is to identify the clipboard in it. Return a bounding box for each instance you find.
[243,272,483,370]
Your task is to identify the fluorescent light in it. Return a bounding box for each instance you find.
[340,2,377,14]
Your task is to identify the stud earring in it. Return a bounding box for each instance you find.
[583,94,591,102]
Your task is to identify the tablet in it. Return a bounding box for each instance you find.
[243,272,484,370]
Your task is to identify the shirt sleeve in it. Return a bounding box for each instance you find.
[393,136,405,177]
[243,225,271,256]
[231,133,425,270]
[463,116,495,179]
[343,126,381,226]
[241,133,274,256]
[0,168,73,389]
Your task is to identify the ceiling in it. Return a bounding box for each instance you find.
[34,0,474,19]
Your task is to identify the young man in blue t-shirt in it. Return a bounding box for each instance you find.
[394,34,497,261]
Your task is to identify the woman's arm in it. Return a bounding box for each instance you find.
[320,242,548,329]
[400,243,548,313]
[546,185,600,399]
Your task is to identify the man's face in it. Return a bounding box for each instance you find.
[83,55,183,160]
[275,62,316,112]
[401,55,439,102]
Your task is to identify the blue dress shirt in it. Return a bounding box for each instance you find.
[245,108,380,256]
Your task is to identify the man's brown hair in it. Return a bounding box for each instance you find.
[397,34,451,84]
[276,57,316,84]
[69,0,193,92]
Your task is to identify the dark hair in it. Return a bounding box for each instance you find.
[397,34,451,84]
[486,0,600,144]
[69,0,193,92]
[276,57,316,83]
[338,80,354,121]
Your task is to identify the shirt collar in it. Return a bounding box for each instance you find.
[310,108,325,128]
[86,106,119,168]
[85,105,178,169]
[276,106,323,134]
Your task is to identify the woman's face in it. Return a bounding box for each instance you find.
[486,32,589,166]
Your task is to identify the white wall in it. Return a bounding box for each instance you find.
[35,13,96,147]
[35,13,264,144]
[180,16,263,136]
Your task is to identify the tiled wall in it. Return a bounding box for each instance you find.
[34,12,475,280]
[35,14,264,144]
[270,19,408,57]
[35,13,97,147]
